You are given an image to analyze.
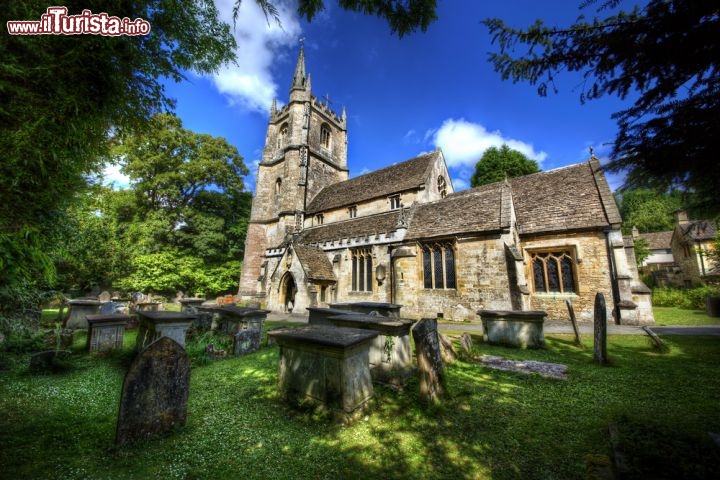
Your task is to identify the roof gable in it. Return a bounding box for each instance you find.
[293,244,336,282]
[508,159,619,235]
[306,150,441,214]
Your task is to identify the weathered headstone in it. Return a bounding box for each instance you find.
[411,318,445,403]
[439,333,457,363]
[98,291,112,303]
[115,337,190,445]
[565,299,582,346]
[459,333,474,358]
[234,329,261,355]
[593,293,608,365]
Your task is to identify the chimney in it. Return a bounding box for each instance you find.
[673,209,689,226]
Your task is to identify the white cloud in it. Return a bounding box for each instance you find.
[428,118,548,168]
[210,0,302,113]
[102,163,130,189]
[451,177,469,191]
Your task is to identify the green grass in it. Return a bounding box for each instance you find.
[1,329,719,479]
[653,306,720,326]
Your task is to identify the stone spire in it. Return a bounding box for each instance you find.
[291,45,306,91]
[270,98,277,117]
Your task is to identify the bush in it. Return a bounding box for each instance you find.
[652,286,720,309]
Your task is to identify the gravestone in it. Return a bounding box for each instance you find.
[439,333,457,363]
[411,318,445,403]
[565,299,582,346]
[115,337,190,445]
[459,333,474,358]
[98,291,112,303]
[234,329,261,355]
[593,293,608,365]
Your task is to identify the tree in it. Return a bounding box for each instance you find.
[0,1,236,309]
[241,0,438,37]
[615,187,684,234]
[470,145,541,187]
[483,0,720,212]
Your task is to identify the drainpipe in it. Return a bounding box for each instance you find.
[389,249,396,304]
[605,231,622,325]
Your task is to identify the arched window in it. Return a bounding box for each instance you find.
[421,242,456,289]
[529,250,577,293]
[275,178,282,195]
[320,124,331,149]
[351,248,373,292]
[277,123,288,149]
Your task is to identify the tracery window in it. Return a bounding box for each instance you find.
[529,250,577,293]
[351,248,373,292]
[320,124,331,149]
[421,242,456,289]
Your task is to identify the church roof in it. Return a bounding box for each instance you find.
[508,158,622,235]
[297,211,402,244]
[305,150,441,214]
[405,183,510,240]
[293,244,336,282]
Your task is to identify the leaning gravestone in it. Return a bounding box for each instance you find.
[593,293,608,365]
[565,299,582,346]
[115,337,190,445]
[439,333,457,363]
[459,333,474,358]
[412,318,445,403]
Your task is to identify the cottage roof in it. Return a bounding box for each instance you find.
[405,182,509,240]
[681,219,717,241]
[305,150,440,214]
[637,231,673,250]
[297,211,402,244]
[508,159,621,235]
[293,244,336,282]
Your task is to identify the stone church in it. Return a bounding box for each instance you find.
[239,48,654,325]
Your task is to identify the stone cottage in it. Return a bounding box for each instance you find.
[670,210,718,286]
[238,48,654,325]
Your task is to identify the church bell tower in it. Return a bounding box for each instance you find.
[238,46,349,299]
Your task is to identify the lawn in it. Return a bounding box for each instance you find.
[653,306,720,326]
[1,323,719,480]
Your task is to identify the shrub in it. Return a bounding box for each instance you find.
[652,286,720,309]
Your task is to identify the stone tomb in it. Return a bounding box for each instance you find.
[116,337,190,445]
[86,314,130,352]
[179,297,206,313]
[478,310,547,349]
[197,305,269,355]
[65,298,102,329]
[268,325,377,420]
[328,301,402,318]
[133,301,160,312]
[328,313,414,382]
[135,311,196,351]
[307,307,354,326]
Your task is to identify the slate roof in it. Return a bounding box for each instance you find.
[508,159,621,235]
[305,150,440,214]
[405,183,509,240]
[681,220,717,241]
[297,211,402,244]
[637,231,673,250]
[293,244,336,282]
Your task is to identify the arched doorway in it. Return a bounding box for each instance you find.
[279,273,297,313]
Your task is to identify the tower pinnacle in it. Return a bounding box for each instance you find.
[291,45,306,91]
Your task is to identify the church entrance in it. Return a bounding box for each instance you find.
[280,273,297,313]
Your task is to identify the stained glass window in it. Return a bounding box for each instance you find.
[421,242,456,289]
[529,250,577,293]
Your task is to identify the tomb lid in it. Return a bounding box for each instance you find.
[136,311,197,322]
[178,297,206,303]
[268,325,377,348]
[86,314,132,323]
[478,310,547,319]
[306,307,353,315]
[329,301,402,309]
[328,313,412,327]
[68,298,102,305]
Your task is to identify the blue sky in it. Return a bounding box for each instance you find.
[104,0,632,193]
